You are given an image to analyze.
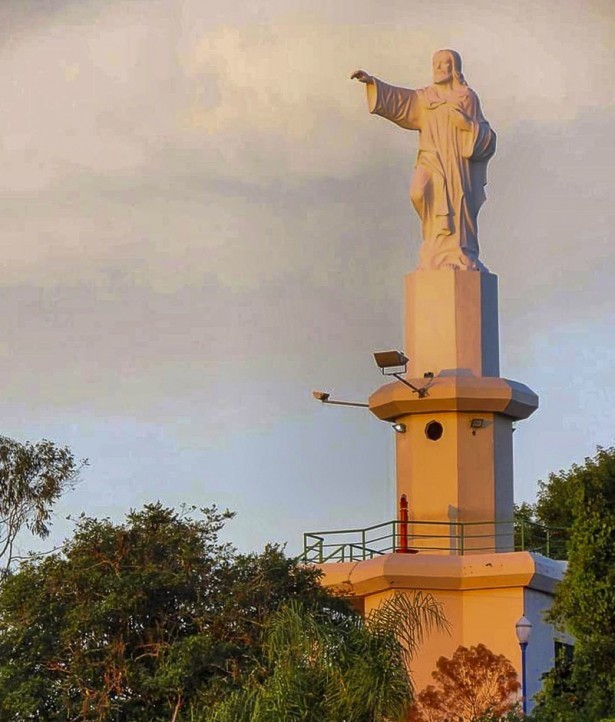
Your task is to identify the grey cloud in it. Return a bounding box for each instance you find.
[0,102,612,418]
[0,0,613,552]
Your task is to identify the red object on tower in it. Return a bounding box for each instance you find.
[397,494,409,553]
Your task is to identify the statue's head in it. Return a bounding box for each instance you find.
[432,49,467,88]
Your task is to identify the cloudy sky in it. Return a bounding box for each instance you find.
[3,0,614,555]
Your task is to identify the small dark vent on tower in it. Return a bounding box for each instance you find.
[425,421,444,441]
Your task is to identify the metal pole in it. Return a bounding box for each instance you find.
[322,399,369,408]
[520,641,528,715]
[392,372,428,397]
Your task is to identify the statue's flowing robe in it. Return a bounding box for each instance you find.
[367,79,496,270]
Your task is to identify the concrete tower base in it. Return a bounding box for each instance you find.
[310,265,557,711]
[319,551,566,712]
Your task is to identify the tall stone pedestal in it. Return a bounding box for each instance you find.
[404,270,500,378]
[369,271,538,552]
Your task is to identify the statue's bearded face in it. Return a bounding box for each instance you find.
[432,53,453,84]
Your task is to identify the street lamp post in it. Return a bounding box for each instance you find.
[515,615,532,715]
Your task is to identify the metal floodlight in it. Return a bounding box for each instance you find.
[372,350,429,399]
[392,423,407,434]
[311,390,369,409]
[470,418,485,429]
[373,350,409,373]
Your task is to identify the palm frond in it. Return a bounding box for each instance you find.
[367,591,450,666]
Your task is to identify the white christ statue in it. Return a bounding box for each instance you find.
[352,49,496,271]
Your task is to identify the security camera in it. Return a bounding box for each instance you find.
[312,391,330,402]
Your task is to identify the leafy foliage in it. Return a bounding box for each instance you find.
[513,449,602,562]
[534,465,577,531]
[471,711,524,722]
[408,643,520,722]
[529,646,580,722]
[204,592,447,722]
[0,503,446,722]
[531,447,615,722]
[514,502,547,554]
[0,503,341,721]
[0,435,83,576]
[513,499,570,559]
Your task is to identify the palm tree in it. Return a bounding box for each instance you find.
[203,592,448,722]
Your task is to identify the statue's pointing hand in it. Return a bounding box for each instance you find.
[351,69,374,84]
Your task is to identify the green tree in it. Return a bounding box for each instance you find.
[0,435,83,577]
[205,593,447,722]
[531,447,615,722]
[0,503,445,722]
[514,502,544,553]
[0,504,339,721]
[514,500,569,559]
[534,465,577,531]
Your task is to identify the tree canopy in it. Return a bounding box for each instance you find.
[0,435,83,577]
[531,446,615,722]
[0,504,329,720]
[206,593,447,722]
[513,466,575,560]
[0,502,446,722]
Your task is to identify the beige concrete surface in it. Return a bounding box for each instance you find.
[369,375,538,421]
[404,270,499,377]
[318,552,565,698]
[368,268,537,552]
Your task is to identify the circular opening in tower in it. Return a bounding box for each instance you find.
[425,421,443,441]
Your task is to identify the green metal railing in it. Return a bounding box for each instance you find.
[303,518,569,563]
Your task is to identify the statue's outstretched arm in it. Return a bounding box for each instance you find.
[352,69,419,130]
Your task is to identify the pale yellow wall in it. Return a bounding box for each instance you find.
[362,586,524,693]
[460,587,524,668]
[405,272,459,376]
[457,413,497,521]
[397,412,462,520]
[395,410,513,552]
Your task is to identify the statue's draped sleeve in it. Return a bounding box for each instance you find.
[459,90,496,162]
[458,90,497,210]
[366,78,421,130]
